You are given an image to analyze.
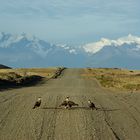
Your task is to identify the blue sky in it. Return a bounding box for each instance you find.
[0,0,140,44]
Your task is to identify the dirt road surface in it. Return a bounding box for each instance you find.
[0,69,140,140]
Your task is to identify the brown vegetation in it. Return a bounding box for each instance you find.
[0,67,65,90]
[83,68,140,91]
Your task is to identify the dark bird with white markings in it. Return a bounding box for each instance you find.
[88,100,97,110]
[33,97,41,109]
[59,97,78,109]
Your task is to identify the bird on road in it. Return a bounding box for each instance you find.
[59,97,78,109]
[33,97,41,109]
[88,100,97,110]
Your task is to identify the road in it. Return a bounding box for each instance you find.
[0,69,140,140]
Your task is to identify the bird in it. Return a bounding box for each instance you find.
[88,100,97,110]
[32,97,41,109]
[59,97,78,109]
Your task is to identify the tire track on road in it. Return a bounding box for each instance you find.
[39,95,60,140]
[95,97,122,140]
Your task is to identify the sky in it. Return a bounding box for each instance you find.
[0,0,140,45]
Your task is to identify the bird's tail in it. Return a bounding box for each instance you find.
[92,106,97,110]
[75,104,79,106]
[32,106,36,109]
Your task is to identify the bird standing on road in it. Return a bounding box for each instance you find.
[64,96,70,108]
[59,97,78,109]
[88,100,97,110]
[33,97,41,109]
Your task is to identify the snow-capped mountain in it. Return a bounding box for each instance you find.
[0,32,86,67]
[83,34,140,54]
[0,32,140,69]
[82,34,140,69]
[0,32,78,57]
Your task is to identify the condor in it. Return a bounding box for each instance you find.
[59,97,78,109]
[33,97,41,109]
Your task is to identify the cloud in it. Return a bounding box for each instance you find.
[0,0,140,44]
[83,34,140,54]
[0,0,139,19]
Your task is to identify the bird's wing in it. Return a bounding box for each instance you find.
[90,103,95,108]
[35,101,41,106]
[34,101,38,106]
[61,101,67,106]
[68,101,76,105]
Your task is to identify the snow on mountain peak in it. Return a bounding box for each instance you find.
[1,32,140,57]
[83,34,140,54]
[83,38,112,54]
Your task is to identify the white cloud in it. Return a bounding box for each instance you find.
[0,0,140,44]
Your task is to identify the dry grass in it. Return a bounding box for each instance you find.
[0,67,61,89]
[83,68,140,91]
[0,67,58,79]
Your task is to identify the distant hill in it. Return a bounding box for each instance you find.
[0,64,11,69]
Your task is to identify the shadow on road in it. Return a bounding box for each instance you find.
[96,108,120,112]
[41,107,120,111]
[42,107,61,109]
[0,76,45,91]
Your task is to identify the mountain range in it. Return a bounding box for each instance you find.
[0,32,140,69]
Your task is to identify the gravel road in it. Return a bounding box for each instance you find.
[0,69,140,140]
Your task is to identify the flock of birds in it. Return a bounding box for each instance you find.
[33,96,97,110]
